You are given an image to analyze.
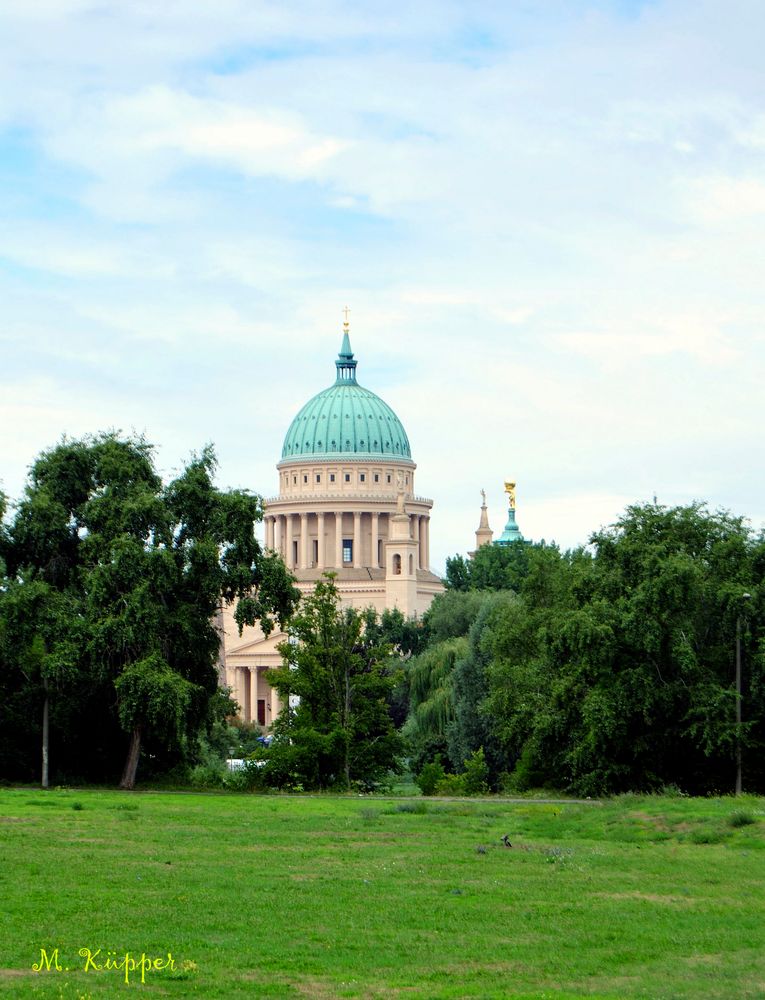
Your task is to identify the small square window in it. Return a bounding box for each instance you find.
[345,473,351,483]
[303,475,308,484]
[316,474,321,483]
[374,474,379,483]
[330,473,335,483]
[360,473,366,483]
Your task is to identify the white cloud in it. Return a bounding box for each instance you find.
[686,176,765,223]
[2,0,765,559]
[553,314,741,367]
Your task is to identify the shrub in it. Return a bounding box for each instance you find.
[506,745,546,793]
[462,748,489,796]
[393,800,428,814]
[434,773,466,796]
[728,809,757,828]
[689,827,728,845]
[189,762,226,789]
[223,760,265,792]
[416,758,446,796]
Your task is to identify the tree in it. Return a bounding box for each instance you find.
[402,636,467,773]
[484,503,765,795]
[265,574,404,790]
[444,554,471,591]
[422,589,493,644]
[444,541,559,594]
[1,433,299,788]
[446,592,518,782]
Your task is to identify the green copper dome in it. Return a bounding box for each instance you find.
[281,333,412,461]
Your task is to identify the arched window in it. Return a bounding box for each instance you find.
[393,553,402,575]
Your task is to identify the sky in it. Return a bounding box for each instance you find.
[2,0,764,574]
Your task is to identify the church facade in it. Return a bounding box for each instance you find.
[219,319,444,728]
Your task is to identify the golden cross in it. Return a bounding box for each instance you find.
[343,305,351,326]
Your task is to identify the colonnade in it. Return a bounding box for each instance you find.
[264,510,430,571]
[235,665,279,726]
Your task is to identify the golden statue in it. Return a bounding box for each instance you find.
[504,481,516,509]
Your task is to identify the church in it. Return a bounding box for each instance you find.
[219,315,444,728]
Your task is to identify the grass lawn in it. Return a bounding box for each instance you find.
[1,789,764,999]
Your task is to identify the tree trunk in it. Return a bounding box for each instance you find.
[119,725,142,790]
[41,678,49,789]
[344,666,351,791]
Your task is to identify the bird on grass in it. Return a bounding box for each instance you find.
[501,834,512,848]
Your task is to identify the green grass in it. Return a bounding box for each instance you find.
[2,789,765,999]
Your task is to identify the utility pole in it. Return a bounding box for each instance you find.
[735,593,752,796]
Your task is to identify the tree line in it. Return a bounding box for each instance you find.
[406,505,765,795]
[2,431,763,795]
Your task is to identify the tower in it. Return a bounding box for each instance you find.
[473,488,494,550]
[494,480,524,546]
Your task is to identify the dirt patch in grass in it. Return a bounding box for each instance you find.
[682,953,724,966]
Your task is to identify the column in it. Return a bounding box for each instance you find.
[418,515,426,569]
[285,514,294,569]
[353,511,362,568]
[335,510,343,568]
[424,516,430,571]
[299,512,309,569]
[274,515,283,557]
[317,512,326,568]
[265,516,274,551]
[252,667,260,726]
[243,667,252,723]
[371,512,379,568]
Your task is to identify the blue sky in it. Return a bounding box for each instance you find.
[2,0,764,572]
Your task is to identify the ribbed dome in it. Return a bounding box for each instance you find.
[281,334,412,461]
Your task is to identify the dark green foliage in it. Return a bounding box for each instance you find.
[462,747,490,795]
[423,502,765,796]
[403,637,467,773]
[415,757,446,796]
[446,541,551,593]
[422,589,491,643]
[447,592,517,781]
[483,503,765,795]
[264,574,404,791]
[0,432,299,787]
[444,554,471,591]
[728,809,756,828]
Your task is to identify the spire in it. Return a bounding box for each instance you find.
[474,488,493,550]
[335,305,358,383]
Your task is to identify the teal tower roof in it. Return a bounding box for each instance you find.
[281,332,412,462]
[494,508,524,545]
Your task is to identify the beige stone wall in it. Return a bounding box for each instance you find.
[221,455,443,726]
